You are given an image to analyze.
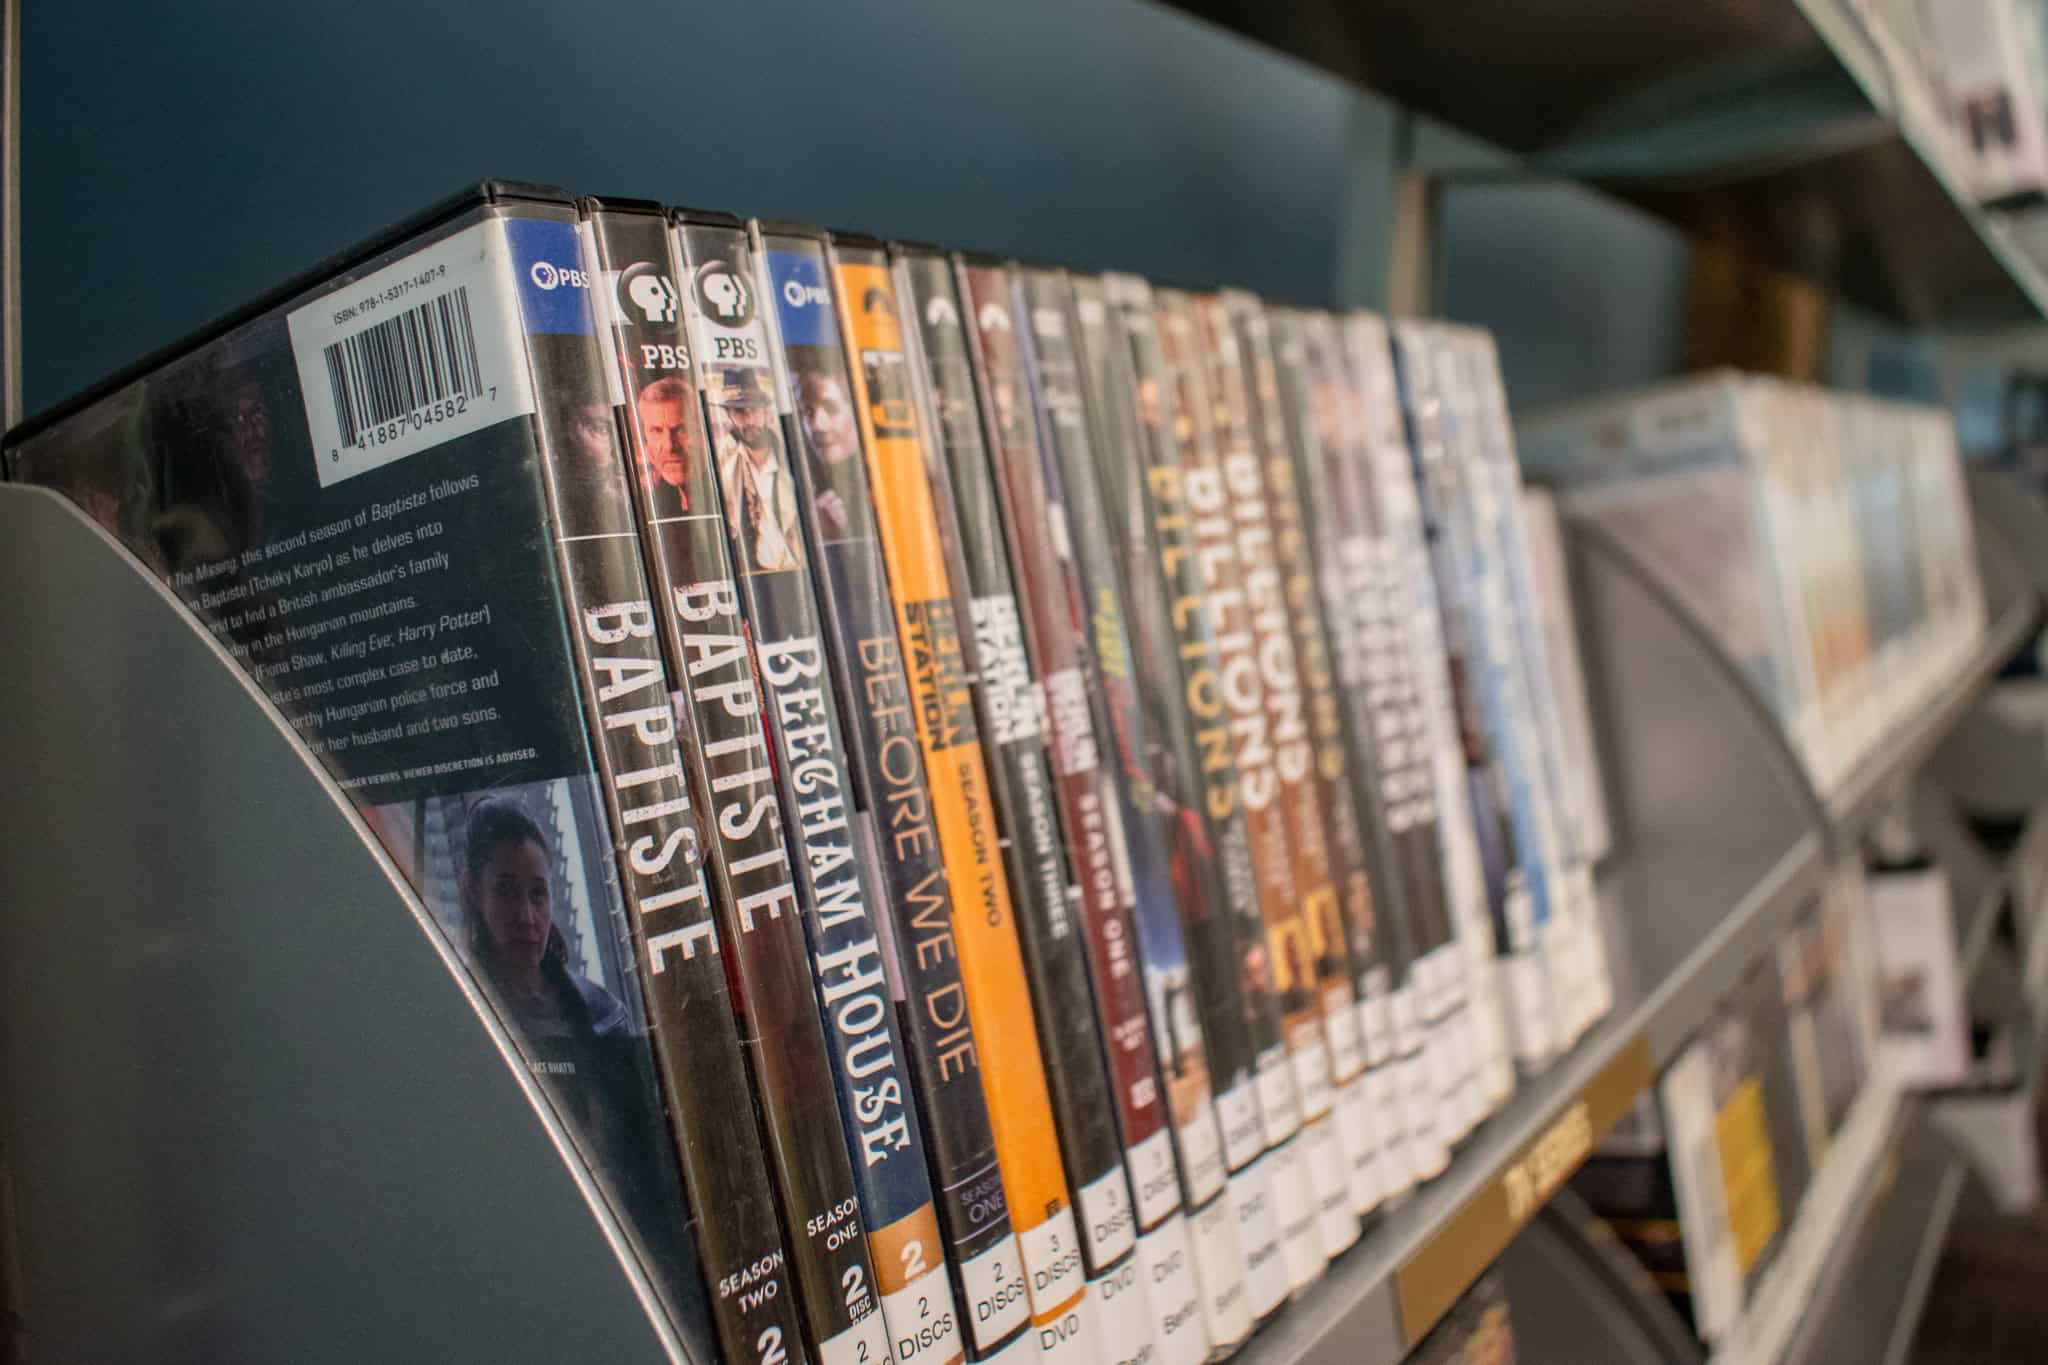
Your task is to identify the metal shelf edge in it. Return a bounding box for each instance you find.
[1227,834,1825,1365]
[1826,596,2039,845]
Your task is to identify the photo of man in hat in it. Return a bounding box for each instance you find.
[707,364,803,575]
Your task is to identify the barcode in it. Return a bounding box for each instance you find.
[321,287,485,449]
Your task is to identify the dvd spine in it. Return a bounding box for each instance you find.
[1441,330,1585,1039]
[1090,272,1300,1319]
[1295,313,1452,1184]
[730,218,1035,1363]
[578,211,886,1365]
[1342,314,1494,1151]
[815,233,1095,1365]
[1461,333,1613,1031]
[1345,315,1516,1122]
[1229,295,1391,1221]
[932,253,1214,1365]
[888,247,1156,1365]
[1181,291,1358,1266]
[1418,325,1576,1058]
[1388,321,1559,1085]
[516,207,811,1365]
[587,204,962,1365]
[1021,266,1261,1358]
[1153,288,1332,1292]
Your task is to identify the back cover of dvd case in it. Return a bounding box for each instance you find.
[4,185,794,1365]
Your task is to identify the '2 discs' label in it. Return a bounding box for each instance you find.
[956,1234,1030,1352]
[814,1309,892,1365]
[880,1261,964,1365]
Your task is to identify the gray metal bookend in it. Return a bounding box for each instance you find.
[1568,520,1829,1055]
[0,484,679,1365]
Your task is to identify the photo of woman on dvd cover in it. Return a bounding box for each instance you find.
[369,777,692,1285]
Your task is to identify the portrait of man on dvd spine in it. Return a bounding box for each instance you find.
[791,352,872,544]
[632,374,700,519]
[707,363,804,575]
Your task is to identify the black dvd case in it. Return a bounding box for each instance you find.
[892,246,1160,1365]
[4,184,794,1365]
[586,200,958,1365]
[743,218,1035,1362]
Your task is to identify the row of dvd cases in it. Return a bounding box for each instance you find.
[0,180,1992,1365]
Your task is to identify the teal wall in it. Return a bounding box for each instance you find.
[29,0,1945,424]
[22,0,1399,412]
[1437,181,1695,410]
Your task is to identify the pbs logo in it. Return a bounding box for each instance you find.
[528,259,592,291]
[693,259,755,326]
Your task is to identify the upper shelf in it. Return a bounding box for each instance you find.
[1159,0,2048,326]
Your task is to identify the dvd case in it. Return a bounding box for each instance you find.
[4,184,799,1365]
[586,201,959,1365]
[888,245,1160,1365]
[1454,329,1613,1033]
[913,248,1221,1365]
[1021,265,1263,1355]
[1516,486,1613,865]
[1182,290,1360,1262]
[1073,272,1291,1325]
[733,217,1035,1362]
[1343,313,1511,1134]
[560,204,889,1365]
[1271,305,1429,1198]
[1414,325,1589,1054]
[812,231,1096,1365]
[1310,312,1466,1174]
[1095,272,1316,1311]
[1237,298,1397,1220]
[1397,323,1568,1053]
